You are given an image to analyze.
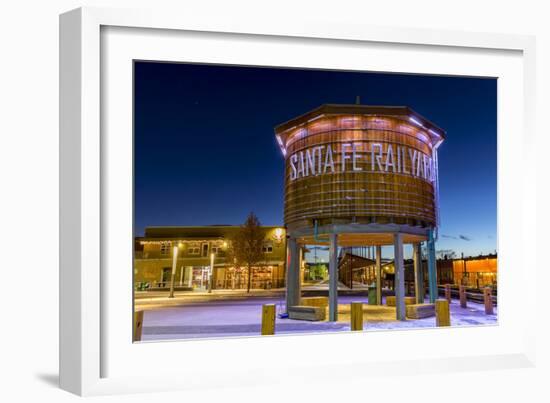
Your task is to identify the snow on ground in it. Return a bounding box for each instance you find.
[140,295,498,341]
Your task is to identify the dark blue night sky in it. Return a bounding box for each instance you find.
[134,62,497,258]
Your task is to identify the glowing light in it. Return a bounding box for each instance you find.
[273,227,284,244]
[296,128,307,138]
[399,124,413,133]
[340,116,359,125]
[307,114,324,123]
[429,128,441,138]
[416,132,429,143]
[409,116,423,127]
[276,135,287,157]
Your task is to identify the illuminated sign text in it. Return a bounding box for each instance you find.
[289,142,436,182]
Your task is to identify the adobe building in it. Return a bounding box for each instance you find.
[274,104,445,321]
[134,226,286,290]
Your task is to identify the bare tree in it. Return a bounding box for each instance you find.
[436,249,457,260]
[228,212,267,293]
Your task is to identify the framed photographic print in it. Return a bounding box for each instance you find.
[60,6,536,396]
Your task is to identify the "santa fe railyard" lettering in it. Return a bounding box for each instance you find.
[289,142,435,183]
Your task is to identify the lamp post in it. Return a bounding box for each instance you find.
[169,244,180,298]
[208,252,214,293]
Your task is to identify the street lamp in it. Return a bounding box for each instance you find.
[208,252,215,293]
[273,228,284,245]
[169,244,179,298]
[208,241,228,293]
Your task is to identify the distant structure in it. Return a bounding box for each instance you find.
[437,254,497,288]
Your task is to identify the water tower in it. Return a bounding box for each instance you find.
[274,104,445,321]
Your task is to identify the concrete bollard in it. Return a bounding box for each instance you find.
[444,284,451,303]
[351,302,364,331]
[435,299,451,327]
[483,287,494,314]
[133,310,144,342]
[261,304,276,335]
[459,285,467,308]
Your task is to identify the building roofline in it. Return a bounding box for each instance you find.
[137,236,226,241]
[140,224,285,239]
[144,225,283,229]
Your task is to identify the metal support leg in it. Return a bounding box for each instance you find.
[329,233,338,322]
[375,245,382,305]
[394,233,405,321]
[285,237,301,312]
[427,229,437,303]
[413,243,424,304]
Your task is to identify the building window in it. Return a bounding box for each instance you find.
[212,242,226,254]
[188,247,200,255]
[160,242,171,255]
[201,243,209,257]
[262,243,273,253]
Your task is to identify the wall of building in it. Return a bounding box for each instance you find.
[451,256,498,288]
[134,226,287,290]
[435,256,497,288]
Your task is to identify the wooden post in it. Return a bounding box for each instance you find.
[459,285,467,308]
[261,304,276,335]
[351,302,363,331]
[435,299,450,327]
[133,310,144,342]
[483,287,494,314]
[444,284,451,303]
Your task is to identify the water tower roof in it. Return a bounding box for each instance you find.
[274,104,445,146]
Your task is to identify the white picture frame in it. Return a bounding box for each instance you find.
[60,6,537,396]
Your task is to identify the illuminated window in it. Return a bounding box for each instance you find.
[160,242,171,255]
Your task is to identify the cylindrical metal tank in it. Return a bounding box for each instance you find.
[274,105,445,232]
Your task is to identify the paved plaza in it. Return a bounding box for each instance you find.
[136,293,498,341]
